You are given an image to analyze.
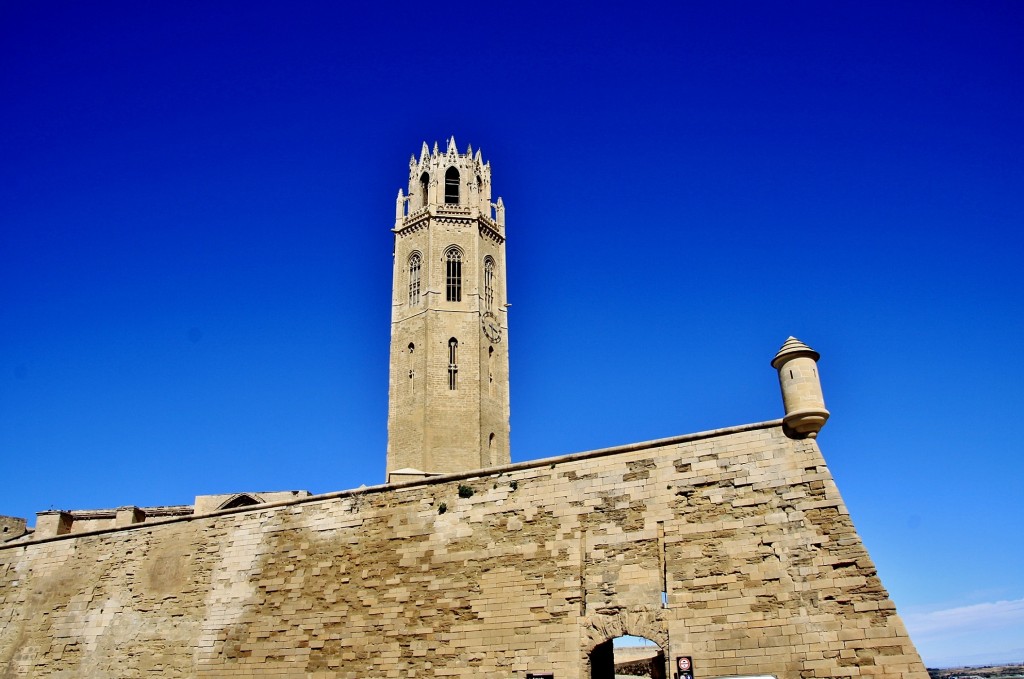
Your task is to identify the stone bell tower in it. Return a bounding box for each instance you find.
[386,137,511,480]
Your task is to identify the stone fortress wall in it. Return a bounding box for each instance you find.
[0,143,927,678]
[0,420,926,679]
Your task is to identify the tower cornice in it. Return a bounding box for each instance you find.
[478,220,504,245]
[394,210,503,243]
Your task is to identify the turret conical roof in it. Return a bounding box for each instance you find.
[771,336,820,368]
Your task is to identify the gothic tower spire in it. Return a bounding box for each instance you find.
[386,140,511,480]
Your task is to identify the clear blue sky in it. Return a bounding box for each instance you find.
[2,1,1021,667]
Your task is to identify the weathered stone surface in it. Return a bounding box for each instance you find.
[0,516,27,544]
[0,422,927,679]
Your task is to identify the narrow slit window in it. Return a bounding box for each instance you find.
[483,257,494,311]
[488,346,494,396]
[658,521,668,608]
[419,172,429,208]
[408,343,415,395]
[444,167,460,204]
[448,338,458,390]
[445,248,462,302]
[408,253,421,306]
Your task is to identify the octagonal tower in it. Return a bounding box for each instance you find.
[386,138,511,480]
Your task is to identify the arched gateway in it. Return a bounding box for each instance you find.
[583,610,669,679]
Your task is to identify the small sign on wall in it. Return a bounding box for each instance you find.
[676,655,694,679]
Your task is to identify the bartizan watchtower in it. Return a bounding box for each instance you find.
[386,138,510,480]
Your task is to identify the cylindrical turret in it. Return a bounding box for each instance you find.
[771,336,829,438]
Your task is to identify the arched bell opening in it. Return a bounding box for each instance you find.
[444,167,460,204]
[419,172,430,208]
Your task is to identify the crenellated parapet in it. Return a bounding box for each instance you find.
[395,136,504,227]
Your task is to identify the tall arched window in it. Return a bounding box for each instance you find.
[408,252,421,306]
[445,248,462,302]
[483,256,495,311]
[448,338,458,390]
[419,172,429,208]
[444,167,460,204]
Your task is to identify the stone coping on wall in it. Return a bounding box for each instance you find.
[34,505,194,520]
[1,418,785,551]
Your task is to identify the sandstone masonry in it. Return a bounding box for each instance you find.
[0,142,929,678]
[0,422,927,679]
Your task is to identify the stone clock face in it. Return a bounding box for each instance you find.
[481,312,502,343]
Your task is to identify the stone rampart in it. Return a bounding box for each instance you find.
[0,421,927,679]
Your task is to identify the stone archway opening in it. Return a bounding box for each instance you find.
[218,494,261,510]
[590,635,666,679]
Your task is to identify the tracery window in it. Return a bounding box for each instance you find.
[448,337,458,390]
[408,252,421,306]
[483,257,495,311]
[445,248,462,302]
[444,167,460,204]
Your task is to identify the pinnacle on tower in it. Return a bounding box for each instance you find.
[395,188,405,221]
[495,196,505,225]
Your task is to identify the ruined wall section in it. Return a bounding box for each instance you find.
[0,423,926,679]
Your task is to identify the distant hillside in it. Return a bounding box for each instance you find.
[928,664,1024,679]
